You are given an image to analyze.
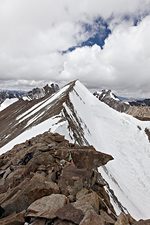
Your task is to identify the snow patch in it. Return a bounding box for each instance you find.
[0,98,18,111]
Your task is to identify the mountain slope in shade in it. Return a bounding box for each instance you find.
[0,80,150,219]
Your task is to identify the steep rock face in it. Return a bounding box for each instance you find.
[0,132,118,225]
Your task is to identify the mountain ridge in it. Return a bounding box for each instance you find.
[0,80,150,219]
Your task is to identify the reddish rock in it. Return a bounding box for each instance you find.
[56,203,84,224]
[0,211,25,225]
[76,188,89,200]
[58,164,92,196]
[2,174,60,215]
[52,133,65,143]
[73,191,100,214]
[79,210,105,225]
[115,213,135,225]
[70,147,113,169]
[1,131,139,225]
[100,210,115,224]
[52,147,113,169]
[26,194,68,219]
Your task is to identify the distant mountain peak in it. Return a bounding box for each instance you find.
[93,89,129,112]
[94,89,119,101]
[25,83,60,101]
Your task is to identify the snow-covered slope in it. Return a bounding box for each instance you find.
[0,80,150,219]
[68,81,150,219]
[0,98,18,111]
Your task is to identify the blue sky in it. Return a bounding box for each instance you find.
[62,17,111,53]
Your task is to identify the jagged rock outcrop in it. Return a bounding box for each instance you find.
[0,132,113,224]
[0,132,149,224]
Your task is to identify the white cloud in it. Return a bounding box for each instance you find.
[61,16,150,97]
[0,0,150,96]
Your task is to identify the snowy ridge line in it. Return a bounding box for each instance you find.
[0,80,150,219]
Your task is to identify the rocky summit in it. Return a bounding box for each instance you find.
[1,80,150,219]
[0,132,149,225]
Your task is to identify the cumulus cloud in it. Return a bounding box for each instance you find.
[61,16,150,97]
[0,0,150,97]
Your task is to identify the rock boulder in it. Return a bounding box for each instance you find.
[26,194,68,219]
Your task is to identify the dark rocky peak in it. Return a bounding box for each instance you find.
[26,83,59,100]
[93,89,130,112]
[43,83,59,95]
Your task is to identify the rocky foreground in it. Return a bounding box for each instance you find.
[0,132,149,225]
